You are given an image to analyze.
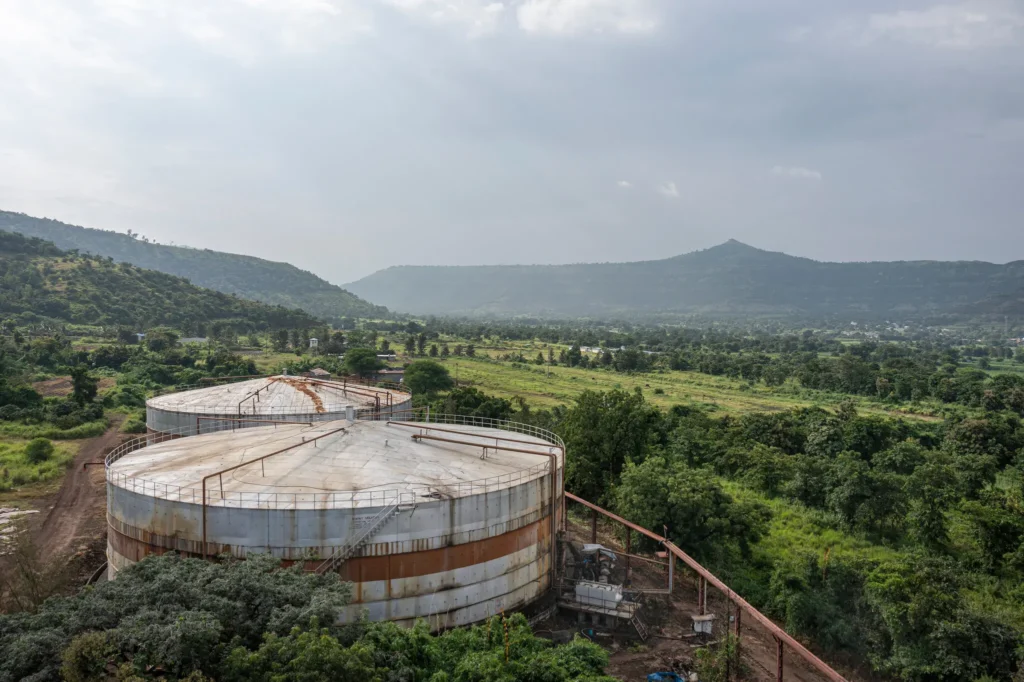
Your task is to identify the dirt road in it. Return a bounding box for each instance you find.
[36,416,124,563]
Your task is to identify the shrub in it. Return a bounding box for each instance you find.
[121,417,146,434]
[25,438,54,464]
[103,384,147,409]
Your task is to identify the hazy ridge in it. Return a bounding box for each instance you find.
[346,240,1024,320]
[0,211,386,324]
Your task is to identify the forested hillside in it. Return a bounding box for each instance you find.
[0,211,386,323]
[0,230,318,332]
[347,239,1024,320]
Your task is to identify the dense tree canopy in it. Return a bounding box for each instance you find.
[403,360,454,398]
[1,554,616,682]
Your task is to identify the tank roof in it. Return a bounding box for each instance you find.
[107,420,561,509]
[146,376,409,416]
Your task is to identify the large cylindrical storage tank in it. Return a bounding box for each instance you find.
[105,419,564,628]
[146,376,413,437]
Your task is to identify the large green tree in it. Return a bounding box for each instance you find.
[615,456,771,561]
[560,388,663,504]
[403,360,453,398]
[343,348,384,379]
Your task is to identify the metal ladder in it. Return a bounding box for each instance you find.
[316,499,403,575]
[630,612,650,641]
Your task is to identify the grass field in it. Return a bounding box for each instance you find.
[0,439,78,493]
[252,335,953,421]
[432,356,941,420]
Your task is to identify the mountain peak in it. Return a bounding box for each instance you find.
[666,239,769,262]
[713,238,760,251]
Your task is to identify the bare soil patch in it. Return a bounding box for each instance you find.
[32,376,116,398]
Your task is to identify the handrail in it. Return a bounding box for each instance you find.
[105,415,562,511]
[147,375,411,416]
[315,493,413,574]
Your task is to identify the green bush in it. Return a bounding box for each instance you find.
[121,417,147,434]
[0,440,75,492]
[0,554,618,682]
[103,384,147,408]
[25,438,54,464]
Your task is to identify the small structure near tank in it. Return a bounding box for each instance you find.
[574,581,624,614]
[557,539,648,640]
[692,613,715,635]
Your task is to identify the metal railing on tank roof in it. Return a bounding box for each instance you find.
[146,376,411,416]
[104,413,563,511]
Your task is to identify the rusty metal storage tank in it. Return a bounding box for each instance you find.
[104,418,564,628]
[146,376,412,437]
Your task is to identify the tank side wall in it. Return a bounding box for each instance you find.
[107,473,556,558]
[106,452,559,627]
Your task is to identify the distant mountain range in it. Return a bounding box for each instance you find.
[0,211,385,324]
[0,229,319,330]
[346,240,1024,320]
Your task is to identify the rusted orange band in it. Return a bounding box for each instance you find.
[107,516,550,581]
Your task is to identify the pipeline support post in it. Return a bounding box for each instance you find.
[625,527,632,585]
[590,508,598,543]
[776,636,784,682]
[664,525,674,596]
[735,603,742,654]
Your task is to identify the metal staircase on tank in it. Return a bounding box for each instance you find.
[316,497,411,575]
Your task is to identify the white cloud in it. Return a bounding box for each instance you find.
[771,166,823,181]
[831,2,1023,49]
[617,180,632,188]
[0,0,374,95]
[657,181,679,197]
[381,0,506,36]
[516,0,656,36]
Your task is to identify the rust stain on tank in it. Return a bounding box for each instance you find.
[338,519,548,584]
[279,377,326,413]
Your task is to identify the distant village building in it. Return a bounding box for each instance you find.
[309,338,319,349]
[302,368,332,380]
[377,352,397,361]
[179,337,209,344]
[375,368,405,383]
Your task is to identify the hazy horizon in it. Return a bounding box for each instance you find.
[2,0,1022,282]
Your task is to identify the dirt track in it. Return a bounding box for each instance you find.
[36,416,124,563]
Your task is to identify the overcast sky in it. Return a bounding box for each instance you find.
[1,0,1022,283]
